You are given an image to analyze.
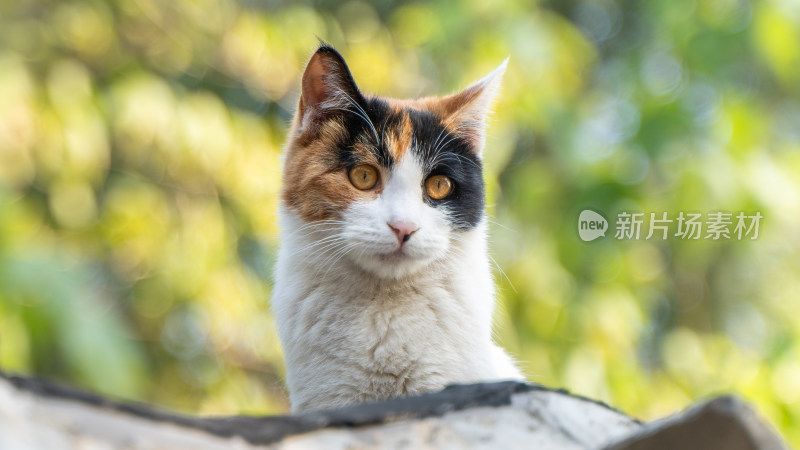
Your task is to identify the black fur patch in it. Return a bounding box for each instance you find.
[407,108,485,231]
[332,101,395,169]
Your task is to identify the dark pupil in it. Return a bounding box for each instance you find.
[361,171,367,181]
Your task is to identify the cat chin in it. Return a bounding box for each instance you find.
[346,250,440,280]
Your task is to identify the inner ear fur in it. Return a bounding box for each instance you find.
[431,59,508,154]
[298,45,364,133]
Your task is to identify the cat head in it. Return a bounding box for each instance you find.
[282,45,506,280]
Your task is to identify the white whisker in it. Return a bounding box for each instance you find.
[333,88,380,144]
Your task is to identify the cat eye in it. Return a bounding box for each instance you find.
[348,164,379,190]
[425,175,453,200]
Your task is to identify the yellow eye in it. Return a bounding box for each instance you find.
[348,164,379,190]
[425,175,453,200]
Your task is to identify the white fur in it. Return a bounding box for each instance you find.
[272,155,523,413]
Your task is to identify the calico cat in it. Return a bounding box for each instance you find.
[272,45,523,413]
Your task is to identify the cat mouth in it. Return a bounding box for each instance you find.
[378,249,406,260]
[376,247,414,262]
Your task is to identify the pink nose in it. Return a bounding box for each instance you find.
[388,220,419,245]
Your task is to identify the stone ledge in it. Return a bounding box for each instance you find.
[606,396,787,450]
[0,371,788,449]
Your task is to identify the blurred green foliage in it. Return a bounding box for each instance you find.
[1,0,799,443]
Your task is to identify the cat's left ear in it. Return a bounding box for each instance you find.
[297,45,364,135]
[436,59,508,156]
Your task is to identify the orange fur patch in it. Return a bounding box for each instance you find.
[395,113,413,160]
[381,108,413,162]
[282,119,383,222]
[387,95,482,148]
[382,97,469,146]
[383,97,448,119]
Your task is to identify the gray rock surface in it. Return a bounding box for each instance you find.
[0,372,788,449]
[606,396,787,450]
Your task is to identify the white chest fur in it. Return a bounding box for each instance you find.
[272,212,522,412]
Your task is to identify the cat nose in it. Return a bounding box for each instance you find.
[387,220,419,245]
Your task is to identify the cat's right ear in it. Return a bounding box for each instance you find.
[297,46,363,133]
